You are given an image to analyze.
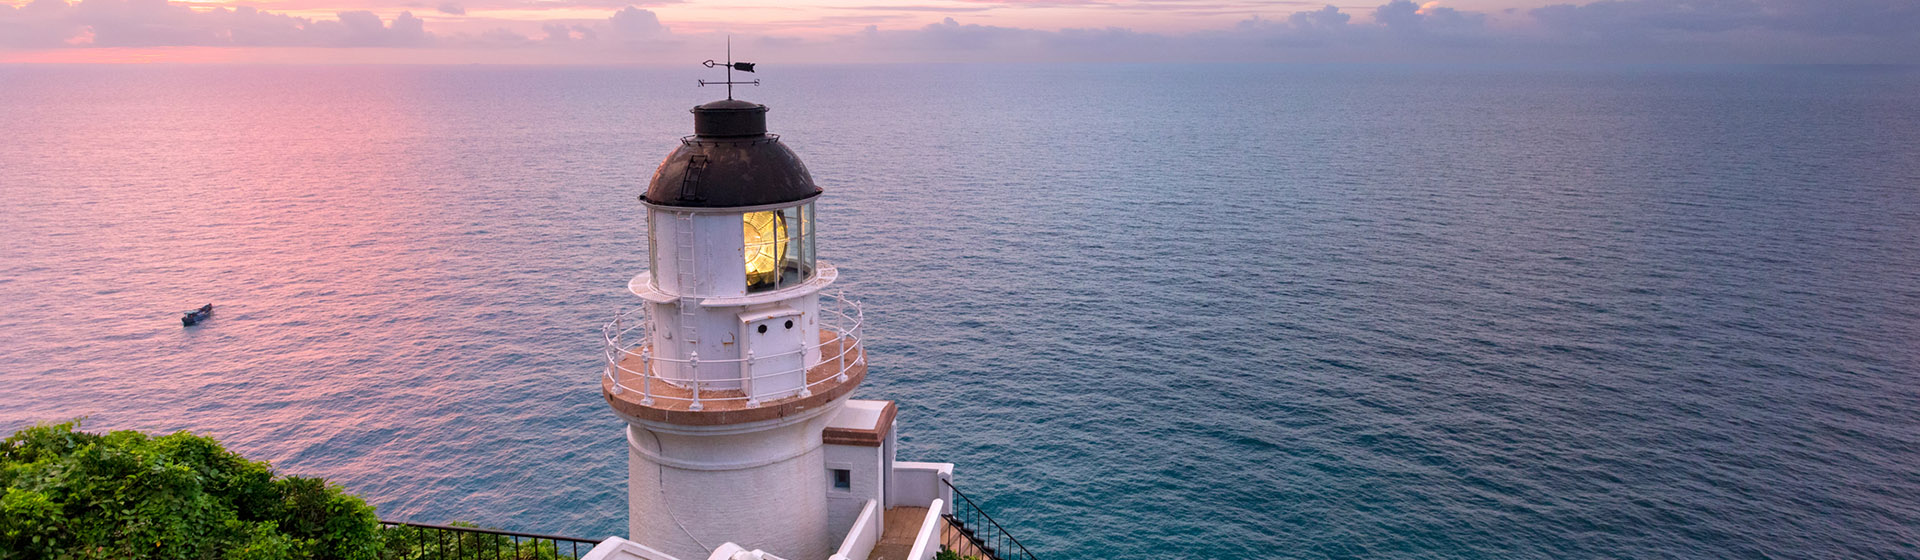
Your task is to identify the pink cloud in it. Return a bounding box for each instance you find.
[2,0,1915,63]
[1,0,431,47]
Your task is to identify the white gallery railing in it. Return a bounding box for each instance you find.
[601,293,864,410]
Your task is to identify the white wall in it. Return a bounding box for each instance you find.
[626,408,842,560]
[887,462,954,514]
[647,209,749,300]
[827,500,879,560]
[823,442,885,537]
[903,499,946,560]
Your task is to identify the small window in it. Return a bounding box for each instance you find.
[831,468,851,490]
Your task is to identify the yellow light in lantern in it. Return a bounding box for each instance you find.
[743,210,788,290]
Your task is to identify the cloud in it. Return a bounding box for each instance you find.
[900,16,1040,49]
[614,5,675,42]
[1228,5,1354,47]
[607,6,665,36]
[955,0,1097,4]
[823,0,1908,62]
[1530,0,1920,38]
[470,6,658,51]
[540,22,594,43]
[1767,0,1920,37]
[1372,0,1486,38]
[449,0,679,10]
[0,0,433,48]
[834,5,997,12]
[1517,0,1919,61]
[0,0,677,53]
[1530,0,1765,36]
[1221,2,1490,49]
[1,0,1915,63]
[0,0,85,48]
[784,0,1917,62]
[470,26,533,46]
[1289,5,1350,29]
[328,10,426,46]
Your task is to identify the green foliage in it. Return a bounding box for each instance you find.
[935,547,985,560]
[378,522,574,560]
[0,421,383,560]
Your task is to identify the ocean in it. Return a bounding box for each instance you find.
[2,63,1917,559]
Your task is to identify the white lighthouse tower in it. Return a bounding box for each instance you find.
[600,97,870,560]
[586,67,1032,560]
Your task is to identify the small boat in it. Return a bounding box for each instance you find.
[181,304,213,326]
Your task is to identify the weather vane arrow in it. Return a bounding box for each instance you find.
[698,36,759,100]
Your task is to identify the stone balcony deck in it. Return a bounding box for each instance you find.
[602,331,867,426]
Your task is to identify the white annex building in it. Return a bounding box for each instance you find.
[580,97,1030,560]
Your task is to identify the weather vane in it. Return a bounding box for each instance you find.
[699,36,758,100]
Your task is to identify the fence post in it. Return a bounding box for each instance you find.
[688,351,702,411]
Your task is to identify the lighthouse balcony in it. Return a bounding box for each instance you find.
[601,293,867,424]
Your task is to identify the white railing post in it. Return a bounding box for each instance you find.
[744,349,760,408]
[639,348,654,406]
[688,351,702,411]
[835,334,849,383]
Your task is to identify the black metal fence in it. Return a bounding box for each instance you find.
[379,520,600,560]
[939,479,1038,560]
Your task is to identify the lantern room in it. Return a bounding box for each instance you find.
[641,99,822,298]
[610,98,856,411]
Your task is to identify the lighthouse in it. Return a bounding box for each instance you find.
[600,96,873,560]
[587,58,1033,560]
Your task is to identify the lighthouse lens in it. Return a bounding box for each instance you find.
[743,210,788,291]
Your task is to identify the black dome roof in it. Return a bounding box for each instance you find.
[642,100,821,209]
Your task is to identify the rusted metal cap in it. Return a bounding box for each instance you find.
[642,99,822,209]
[691,99,767,137]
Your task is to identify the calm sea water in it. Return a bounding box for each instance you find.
[3,64,1919,559]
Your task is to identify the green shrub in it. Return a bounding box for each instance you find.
[935,547,984,560]
[0,421,382,560]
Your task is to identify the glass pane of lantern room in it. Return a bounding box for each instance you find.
[779,205,804,288]
[743,210,786,293]
[801,203,816,278]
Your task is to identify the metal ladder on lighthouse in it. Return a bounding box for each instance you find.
[672,212,704,410]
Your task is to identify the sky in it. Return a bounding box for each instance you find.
[0,0,1915,64]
